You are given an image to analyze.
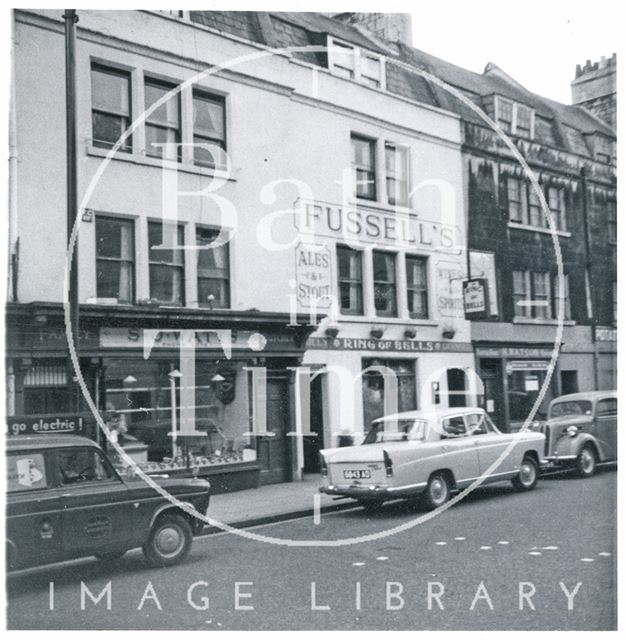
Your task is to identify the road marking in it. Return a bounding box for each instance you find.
[376,556,389,561]
[528,551,542,556]
[313,494,321,525]
[480,546,492,550]
[497,540,510,545]
[542,546,558,550]
[598,552,612,557]
[580,558,595,563]
[435,541,447,546]
[454,536,466,541]
[352,562,365,567]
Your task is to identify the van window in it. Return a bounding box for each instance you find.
[596,398,617,418]
[58,448,116,485]
[7,453,48,492]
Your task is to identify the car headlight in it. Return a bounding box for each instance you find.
[566,425,579,437]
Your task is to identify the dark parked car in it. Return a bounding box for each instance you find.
[533,391,617,477]
[6,435,211,570]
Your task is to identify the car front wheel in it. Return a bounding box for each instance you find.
[143,513,192,567]
[576,445,597,478]
[423,472,451,510]
[512,456,538,491]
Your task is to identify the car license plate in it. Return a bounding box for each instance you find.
[343,469,371,480]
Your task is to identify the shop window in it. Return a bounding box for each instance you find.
[96,216,135,303]
[337,245,363,315]
[91,63,132,151]
[507,364,554,422]
[22,362,71,414]
[362,359,417,428]
[192,90,226,169]
[351,135,377,200]
[148,222,185,305]
[406,255,428,319]
[385,142,409,206]
[144,77,181,160]
[373,250,397,317]
[196,227,230,309]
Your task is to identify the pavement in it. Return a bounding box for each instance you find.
[205,474,353,531]
[7,467,617,630]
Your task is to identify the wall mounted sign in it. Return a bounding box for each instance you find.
[436,260,465,317]
[469,250,498,316]
[595,327,617,342]
[476,346,555,359]
[306,336,473,353]
[295,242,333,309]
[294,199,461,253]
[463,277,490,319]
[6,414,86,436]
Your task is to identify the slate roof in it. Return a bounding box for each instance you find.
[188,11,616,152]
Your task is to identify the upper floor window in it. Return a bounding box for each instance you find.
[328,38,384,89]
[594,135,615,164]
[385,143,409,207]
[496,97,534,139]
[406,255,428,319]
[96,216,135,304]
[373,251,397,317]
[352,135,376,200]
[608,199,617,243]
[91,64,132,151]
[507,177,566,231]
[513,270,571,320]
[148,222,185,306]
[196,227,230,309]
[337,246,364,315]
[144,78,181,160]
[192,90,226,169]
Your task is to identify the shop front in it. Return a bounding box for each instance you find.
[5,303,315,492]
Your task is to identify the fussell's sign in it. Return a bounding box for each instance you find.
[6,415,86,437]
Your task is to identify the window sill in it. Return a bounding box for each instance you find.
[512,317,576,326]
[337,315,439,327]
[86,145,236,182]
[507,222,571,238]
[351,198,418,217]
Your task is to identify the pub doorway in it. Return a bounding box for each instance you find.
[303,373,325,473]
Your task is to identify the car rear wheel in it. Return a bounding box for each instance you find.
[576,445,597,478]
[512,456,538,491]
[423,472,451,510]
[95,550,127,562]
[143,513,192,567]
[358,499,384,514]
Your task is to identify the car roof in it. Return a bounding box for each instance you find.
[372,407,485,423]
[550,391,617,404]
[6,435,100,450]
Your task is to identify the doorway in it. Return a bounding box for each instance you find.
[560,370,579,395]
[479,359,505,428]
[303,374,325,473]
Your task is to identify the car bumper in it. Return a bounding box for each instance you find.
[319,482,427,499]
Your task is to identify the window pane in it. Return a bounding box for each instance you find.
[332,42,356,74]
[145,80,180,128]
[96,260,133,303]
[92,67,130,115]
[149,264,184,304]
[145,125,179,159]
[385,143,408,206]
[406,256,428,318]
[337,246,363,314]
[196,227,229,308]
[193,93,225,140]
[148,222,184,264]
[198,277,229,309]
[352,137,374,169]
[92,112,130,150]
[373,251,397,316]
[361,55,381,83]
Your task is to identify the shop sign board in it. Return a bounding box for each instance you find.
[6,414,86,437]
[295,242,333,309]
[306,336,473,353]
[462,277,490,318]
[505,360,550,374]
[476,346,555,359]
[595,327,617,342]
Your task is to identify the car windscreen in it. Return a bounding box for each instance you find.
[549,400,593,419]
[363,419,428,444]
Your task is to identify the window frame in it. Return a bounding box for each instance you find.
[372,250,398,317]
[385,142,410,207]
[148,221,186,306]
[95,215,136,304]
[351,134,377,201]
[195,226,230,309]
[328,37,385,89]
[144,76,182,160]
[495,96,535,139]
[90,62,132,152]
[608,199,617,243]
[192,89,227,169]
[337,245,364,316]
[547,186,567,231]
[405,254,429,319]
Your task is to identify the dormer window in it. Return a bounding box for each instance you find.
[495,96,534,139]
[594,135,615,164]
[328,37,384,89]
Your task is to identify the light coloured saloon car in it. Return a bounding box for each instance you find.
[534,391,617,477]
[319,407,546,513]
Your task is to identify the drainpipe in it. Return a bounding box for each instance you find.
[8,21,18,302]
[580,167,599,390]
